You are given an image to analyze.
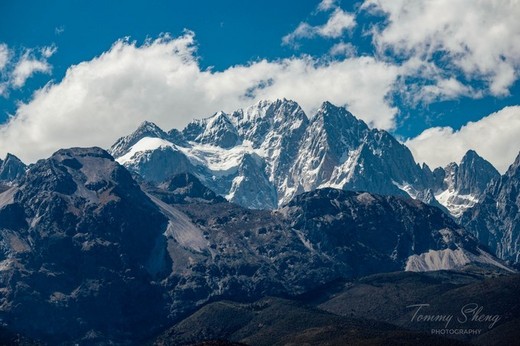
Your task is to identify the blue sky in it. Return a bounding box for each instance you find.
[0,0,519,171]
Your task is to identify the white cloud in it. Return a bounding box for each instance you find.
[417,78,475,103]
[329,42,356,57]
[41,45,57,58]
[282,9,356,46]
[11,54,52,88]
[0,44,10,97]
[394,58,482,104]
[0,32,399,163]
[0,44,56,93]
[317,0,338,12]
[406,106,520,173]
[363,0,520,97]
[0,44,9,71]
[319,9,356,37]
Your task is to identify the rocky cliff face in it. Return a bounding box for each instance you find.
[462,152,520,265]
[288,102,424,202]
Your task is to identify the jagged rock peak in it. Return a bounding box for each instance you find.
[223,99,308,149]
[319,100,345,113]
[315,101,365,125]
[137,120,165,132]
[506,151,520,177]
[461,149,478,160]
[3,153,22,161]
[230,98,307,125]
[461,150,520,264]
[455,149,499,195]
[183,111,240,148]
[431,150,500,218]
[128,120,168,142]
[307,102,370,152]
[460,150,496,171]
[0,153,27,182]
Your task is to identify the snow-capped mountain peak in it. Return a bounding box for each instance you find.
[227,98,308,148]
[109,100,504,216]
[183,111,240,148]
[110,120,169,157]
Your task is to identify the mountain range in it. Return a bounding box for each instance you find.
[110,100,502,215]
[0,99,518,344]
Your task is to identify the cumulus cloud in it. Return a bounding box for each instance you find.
[11,54,52,88]
[363,0,520,97]
[0,32,399,163]
[0,43,57,94]
[405,106,520,173]
[282,9,356,46]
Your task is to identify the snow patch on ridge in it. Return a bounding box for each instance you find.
[177,142,255,175]
[325,146,363,189]
[116,137,174,165]
[115,135,260,177]
[434,189,478,218]
[392,180,419,199]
